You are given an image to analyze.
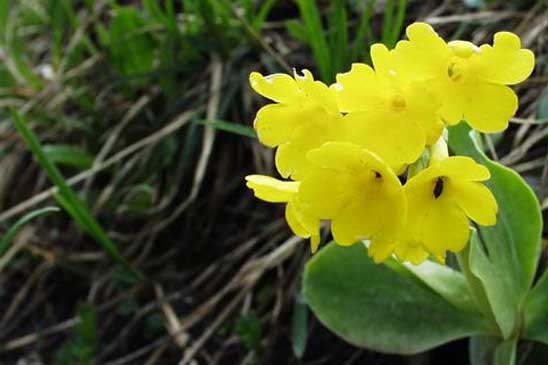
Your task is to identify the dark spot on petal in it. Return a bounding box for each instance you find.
[433,177,444,199]
[374,171,382,179]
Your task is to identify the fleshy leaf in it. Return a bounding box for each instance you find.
[402,260,479,314]
[448,123,542,339]
[303,243,492,354]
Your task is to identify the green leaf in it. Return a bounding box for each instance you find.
[494,339,517,365]
[43,144,94,169]
[469,336,516,365]
[524,269,548,344]
[469,336,499,365]
[448,123,543,339]
[402,259,480,314]
[303,243,492,354]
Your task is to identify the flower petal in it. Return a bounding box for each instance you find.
[275,114,343,179]
[404,82,443,145]
[370,43,394,77]
[464,82,518,133]
[254,104,316,147]
[405,180,470,256]
[369,239,395,264]
[331,63,384,112]
[394,242,429,265]
[478,32,535,85]
[245,175,298,202]
[295,69,339,113]
[249,72,303,104]
[438,156,490,181]
[393,22,452,81]
[331,184,405,246]
[345,111,426,172]
[285,201,310,238]
[298,168,354,218]
[448,180,498,226]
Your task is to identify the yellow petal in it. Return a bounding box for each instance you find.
[331,183,405,246]
[405,178,470,256]
[369,239,395,263]
[295,69,339,113]
[438,156,490,181]
[285,201,310,238]
[432,77,466,125]
[332,63,384,112]
[293,196,321,236]
[393,22,452,81]
[286,198,321,253]
[301,142,405,229]
[403,82,443,145]
[370,43,394,77]
[254,104,315,147]
[298,168,354,218]
[448,40,479,59]
[249,72,302,104]
[464,82,518,133]
[245,175,298,202]
[305,142,400,184]
[275,114,344,179]
[344,111,426,172]
[478,32,535,85]
[310,234,320,253]
[422,198,470,255]
[447,180,498,226]
[394,241,429,265]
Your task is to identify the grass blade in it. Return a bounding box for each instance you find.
[251,0,277,32]
[328,0,349,73]
[381,0,407,48]
[295,0,332,82]
[350,0,377,62]
[0,206,60,257]
[390,0,407,48]
[195,119,257,139]
[381,0,395,46]
[10,110,144,281]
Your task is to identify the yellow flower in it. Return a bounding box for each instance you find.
[249,70,345,180]
[332,44,442,172]
[398,156,498,261]
[245,175,320,252]
[394,22,535,133]
[298,142,406,259]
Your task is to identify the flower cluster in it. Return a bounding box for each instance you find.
[246,23,534,264]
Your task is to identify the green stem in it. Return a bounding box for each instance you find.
[456,245,498,330]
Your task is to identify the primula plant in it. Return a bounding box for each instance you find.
[246,23,543,364]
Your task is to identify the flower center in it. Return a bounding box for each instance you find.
[390,95,406,112]
[447,63,462,81]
